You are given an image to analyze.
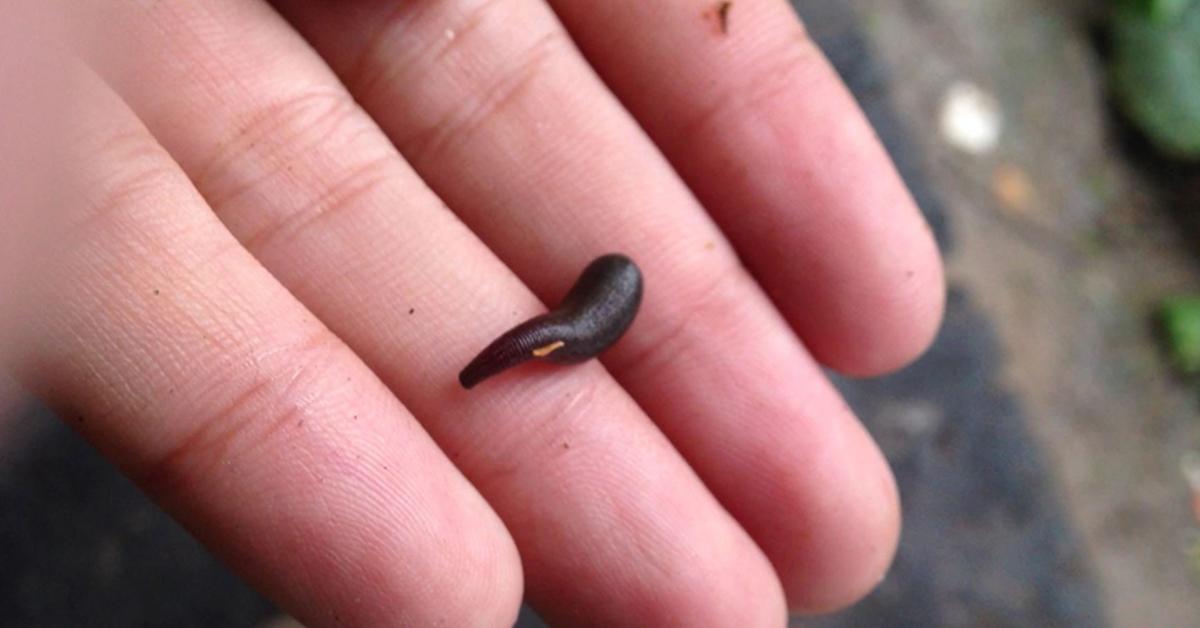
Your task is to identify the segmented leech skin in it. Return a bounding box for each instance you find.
[458,254,643,389]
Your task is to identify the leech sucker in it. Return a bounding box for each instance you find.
[458,254,643,389]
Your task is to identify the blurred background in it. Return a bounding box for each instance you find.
[3,0,1199,626]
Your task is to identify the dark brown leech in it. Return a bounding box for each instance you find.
[459,254,643,389]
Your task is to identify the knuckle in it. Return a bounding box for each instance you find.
[670,32,822,153]
[72,129,184,238]
[195,86,398,253]
[134,329,344,499]
[355,0,567,164]
[401,28,566,163]
[196,87,356,197]
[241,148,394,253]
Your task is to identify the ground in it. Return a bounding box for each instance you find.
[837,0,1200,625]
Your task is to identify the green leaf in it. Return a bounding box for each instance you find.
[1110,1,1200,158]
[1150,0,1193,20]
[1160,297,1200,373]
[1118,0,1195,20]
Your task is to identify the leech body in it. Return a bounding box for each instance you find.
[458,254,643,389]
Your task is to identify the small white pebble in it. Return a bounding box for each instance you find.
[1182,452,1200,490]
[939,81,1003,155]
[887,399,942,438]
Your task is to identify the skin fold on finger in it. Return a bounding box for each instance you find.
[272,0,900,612]
[83,1,787,624]
[550,0,945,378]
[10,68,522,628]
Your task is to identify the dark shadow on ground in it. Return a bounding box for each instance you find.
[799,3,1106,625]
[808,289,1106,628]
[0,410,276,628]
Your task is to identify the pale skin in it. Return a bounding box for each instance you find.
[0,1,944,626]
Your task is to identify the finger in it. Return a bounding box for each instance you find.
[9,68,521,627]
[87,1,787,624]
[552,0,945,377]
[274,0,899,611]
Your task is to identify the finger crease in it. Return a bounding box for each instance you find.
[666,35,821,156]
[240,150,396,255]
[400,30,564,166]
[194,88,357,205]
[135,329,339,499]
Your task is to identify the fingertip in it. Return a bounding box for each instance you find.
[424,505,525,627]
[622,540,790,628]
[808,219,946,379]
[702,544,790,628]
[451,528,526,627]
[317,517,524,628]
[722,383,902,615]
[787,446,902,614]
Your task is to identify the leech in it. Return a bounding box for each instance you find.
[458,254,643,389]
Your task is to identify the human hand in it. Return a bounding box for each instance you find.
[1,1,943,626]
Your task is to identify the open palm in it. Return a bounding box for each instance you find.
[1,1,943,625]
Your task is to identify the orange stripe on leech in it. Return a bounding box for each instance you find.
[532,341,566,357]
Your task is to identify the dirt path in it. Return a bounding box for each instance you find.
[846,1,1200,625]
